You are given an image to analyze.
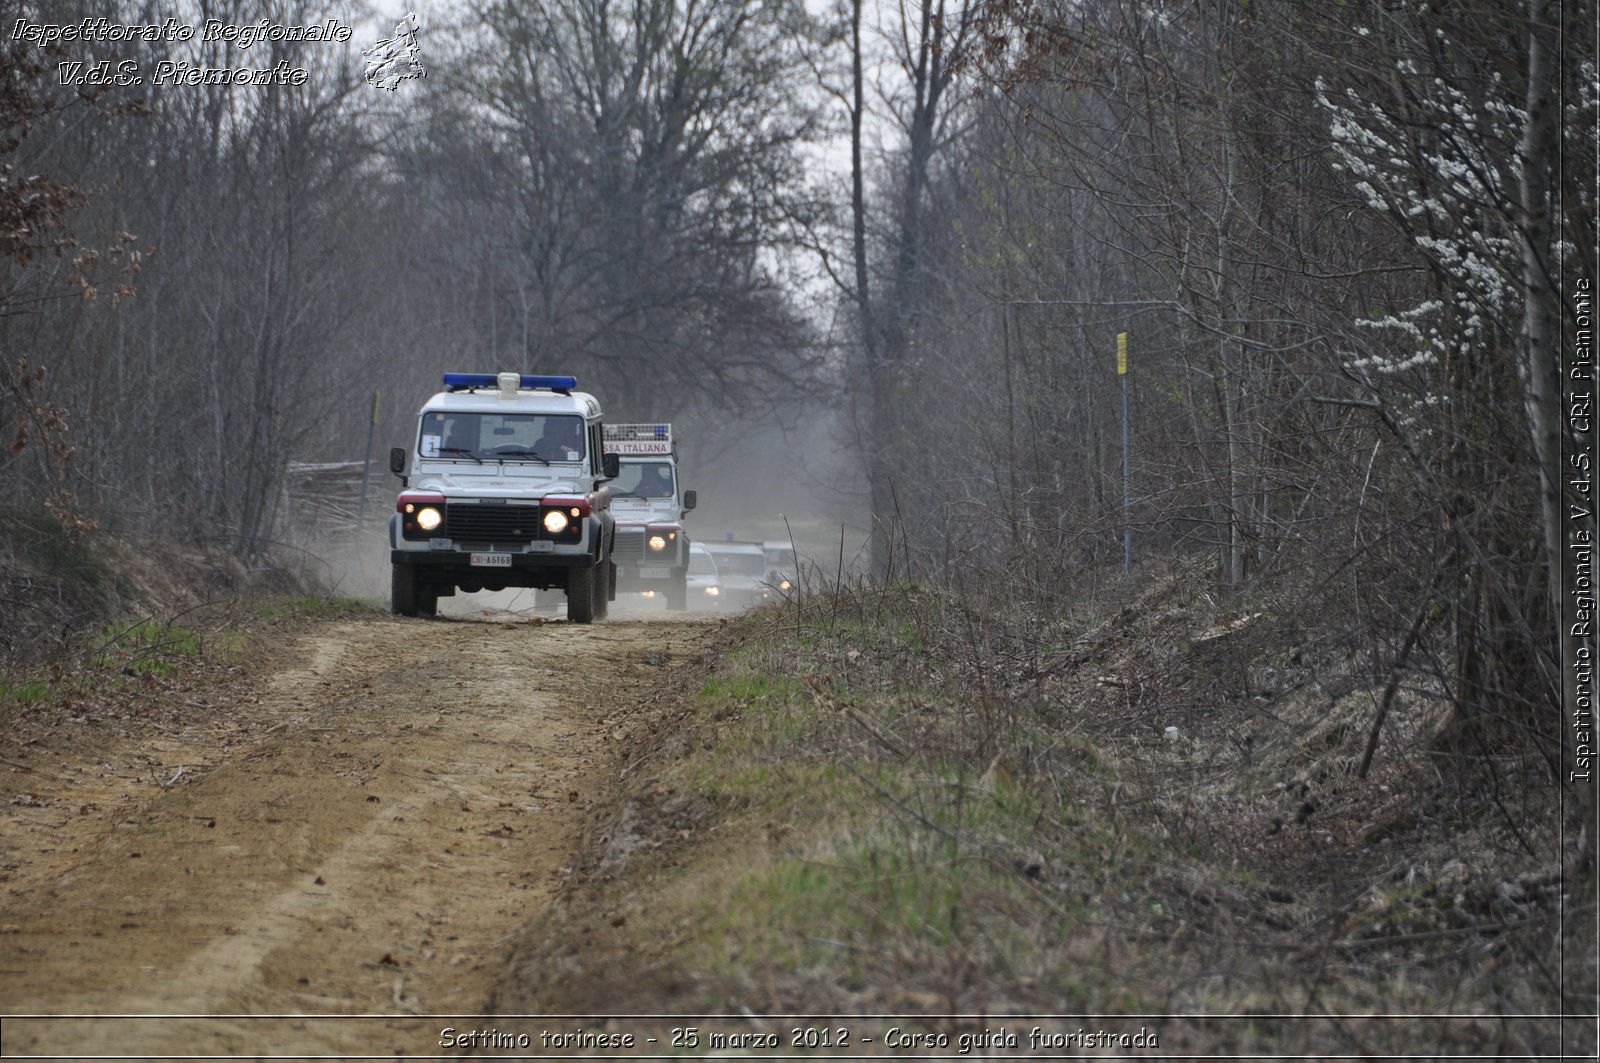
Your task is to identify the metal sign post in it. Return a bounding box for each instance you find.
[1118,332,1131,575]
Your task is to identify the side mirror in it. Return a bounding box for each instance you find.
[682,489,697,511]
[602,453,620,479]
[389,447,406,475]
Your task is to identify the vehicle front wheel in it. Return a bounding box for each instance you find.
[567,563,595,623]
[592,559,611,621]
[392,565,419,616]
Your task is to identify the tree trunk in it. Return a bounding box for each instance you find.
[1519,0,1595,872]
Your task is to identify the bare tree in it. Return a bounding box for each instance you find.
[421,0,827,419]
[844,0,978,579]
[854,0,1593,848]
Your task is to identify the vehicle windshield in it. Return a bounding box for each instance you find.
[688,550,717,576]
[709,550,766,577]
[612,460,677,499]
[418,412,585,463]
[764,546,796,570]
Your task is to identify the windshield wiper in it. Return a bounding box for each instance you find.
[611,489,645,498]
[439,446,483,464]
[490,449,550,465]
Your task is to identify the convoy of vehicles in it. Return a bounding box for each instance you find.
[387,372,619,622]
[602,424,695,610]
[387,374,801,621]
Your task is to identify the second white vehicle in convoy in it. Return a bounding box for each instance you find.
[602,423,696,610]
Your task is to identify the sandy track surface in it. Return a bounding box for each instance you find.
[0,608,712,1058]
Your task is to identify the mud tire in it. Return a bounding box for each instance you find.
[392,565,420,616]
[567,563,596,624]
[593,561,611,621]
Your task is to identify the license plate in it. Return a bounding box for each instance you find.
[471,552,512,567]
[638,566,670,578]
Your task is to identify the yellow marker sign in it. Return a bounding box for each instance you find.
[1117,332,1129,376]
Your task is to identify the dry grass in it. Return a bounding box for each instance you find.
[497,567,1595,1057]
[0,516,377,732]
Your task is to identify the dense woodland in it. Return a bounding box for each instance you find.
[1,0,1595,866]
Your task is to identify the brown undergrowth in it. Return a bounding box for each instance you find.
[494,563,1595,1058]
[0,512,376,737]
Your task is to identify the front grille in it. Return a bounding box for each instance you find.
[446,503,543,543]
[613,528,646,563]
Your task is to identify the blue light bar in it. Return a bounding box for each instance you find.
[442,373,578,392]
[524,374,578,391]
[654,424,667,439]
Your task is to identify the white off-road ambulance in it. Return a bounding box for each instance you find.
[387,372,619,622]
[601,423,696,610]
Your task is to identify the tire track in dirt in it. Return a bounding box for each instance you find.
[0,611,712,1057]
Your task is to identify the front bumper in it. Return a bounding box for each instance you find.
[713,582,769,609]
[612,525,686,574]
[390,508,606,569]
[390,549,595,570]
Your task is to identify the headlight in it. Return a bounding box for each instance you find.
[416,507,442,532]
[705,586,720,596]
[543,509,569,534]
[648,534,667,551]
[779,579,792,591]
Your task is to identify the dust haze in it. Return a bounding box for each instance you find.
[296,405,864,617]
[672,408,866,585]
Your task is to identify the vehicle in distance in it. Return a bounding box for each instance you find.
[686,542,722,610]
[762,539,798,598]
[701,540,769,610]
[603,423,696,610]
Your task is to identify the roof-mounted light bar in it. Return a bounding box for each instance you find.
[603,423,672,442]
[603,421,674,455]
[442,373,577,393]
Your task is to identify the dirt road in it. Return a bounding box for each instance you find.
[0,606,714,1058]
